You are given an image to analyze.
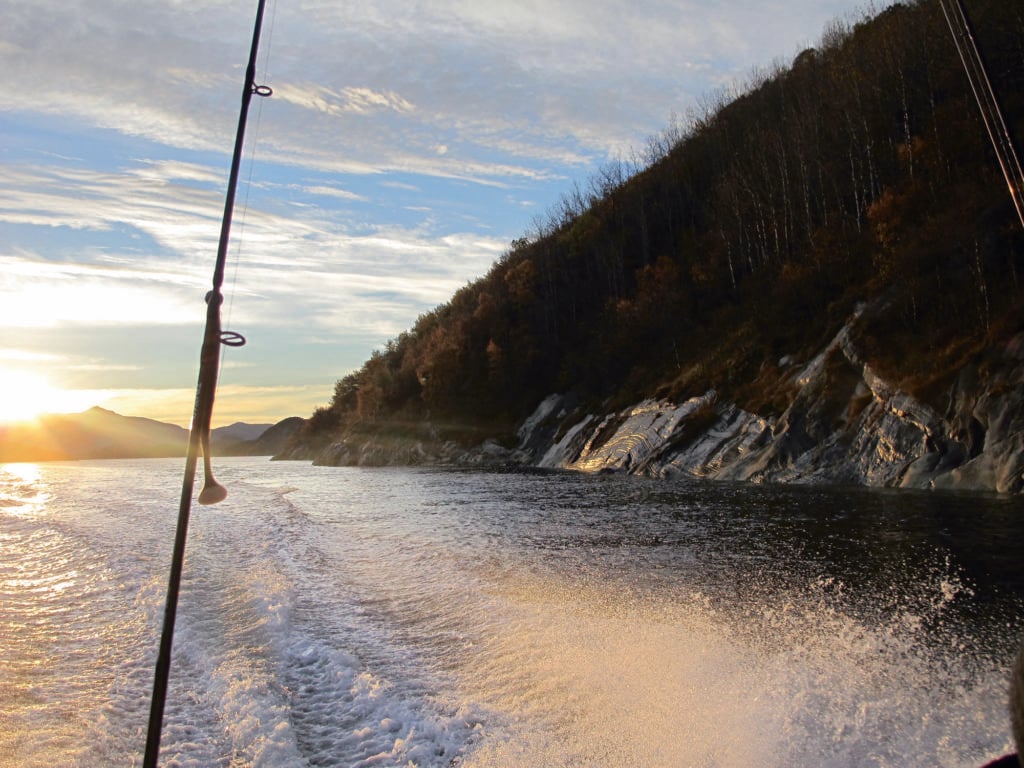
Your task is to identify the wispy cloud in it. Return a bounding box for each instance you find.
[0,348,64,363]
[0,160,503,334]
[0,0,878,422]
[301,185,367,202]
[276,82,415,117]
[0,253,199,328]
[1,0,862,178]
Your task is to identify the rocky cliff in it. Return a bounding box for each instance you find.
[277,2,1024,492]
[521,308,1024,493]
[294,302,1024,494]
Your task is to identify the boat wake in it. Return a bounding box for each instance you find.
[1,460,1019,767]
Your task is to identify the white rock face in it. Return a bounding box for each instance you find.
[306,303,1024,494]
[517,316,1024,494]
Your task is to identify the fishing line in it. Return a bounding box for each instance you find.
[939,0,1024,230]
[143,2,272,765]
[223,0,279,370]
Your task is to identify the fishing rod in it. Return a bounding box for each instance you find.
[143,1,272,764]
[939,0,1024,231]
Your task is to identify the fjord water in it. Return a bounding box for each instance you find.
[2,458,1023,767]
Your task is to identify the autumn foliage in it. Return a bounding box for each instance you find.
[300,0,1024,449]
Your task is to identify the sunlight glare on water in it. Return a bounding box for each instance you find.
[0,459,1020,767]
[0,463,46,517]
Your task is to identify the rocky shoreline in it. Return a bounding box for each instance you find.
[280,308,1024,494]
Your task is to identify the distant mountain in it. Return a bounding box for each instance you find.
[0,407,304,462]
[248,417,305,456]
[213,421,275,442]
[213,417,305,457]
[210,421,274,455]
[0,407,187,462]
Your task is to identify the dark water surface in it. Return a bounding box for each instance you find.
[2,458,1022,766]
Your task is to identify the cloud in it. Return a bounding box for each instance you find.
[0,0,880,421]
[276,83,415,117]
[0,253,199,328]
[0,158,504,340]
[132,160,227,186]
[301,185,367,202]
[2,0,868,181]
[272,82,415,118]
[0,348,64,363]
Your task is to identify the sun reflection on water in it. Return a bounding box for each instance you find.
[0,462,48,517]
[2,462,40,484]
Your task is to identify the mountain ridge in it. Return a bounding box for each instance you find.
[0,407,304,463]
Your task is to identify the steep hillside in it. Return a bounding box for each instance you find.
[248,416,305,456]
[283,0,1024,492]
[0,407,188,462]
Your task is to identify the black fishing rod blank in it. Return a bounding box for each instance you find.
[939,0,1024,230]
[143,1,271,765]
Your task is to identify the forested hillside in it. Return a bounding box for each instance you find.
[293,0,1024,456]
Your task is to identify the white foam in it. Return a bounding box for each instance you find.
[1,458,1019,767]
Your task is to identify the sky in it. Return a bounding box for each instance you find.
[0,0,879,428]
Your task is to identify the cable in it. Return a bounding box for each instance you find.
[224,0,278,365]
[939,0,1024,230]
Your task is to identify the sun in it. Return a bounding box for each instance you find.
[0,369,91,424]
[0,370,58,423]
